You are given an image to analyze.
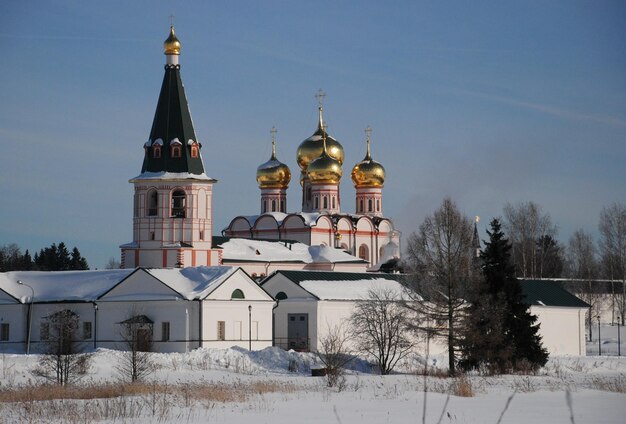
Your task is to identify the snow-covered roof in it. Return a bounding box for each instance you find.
[219,238,365,264]
[0,266,245,303]
[130,171,216,181]
[145,266,238,300]
[0,269,135,303]
[299,278,410,301]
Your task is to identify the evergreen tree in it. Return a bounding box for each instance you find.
[70,247,89,270]
[461,218,548,373]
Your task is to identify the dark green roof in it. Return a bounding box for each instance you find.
[263,270,405,284]
[141,64,205,174]
[519,280,589,308]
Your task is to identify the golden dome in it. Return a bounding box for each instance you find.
[256,129,291,189]
[307,133,343,184]
[351,130,385,188]
[164,26,181,55]
[296,106,344,170]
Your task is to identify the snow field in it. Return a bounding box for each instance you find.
[0,345,625,423]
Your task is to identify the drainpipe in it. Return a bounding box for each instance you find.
[197,299,202,349]
[272,300,279,347]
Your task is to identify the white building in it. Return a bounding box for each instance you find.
[0,267,274,354]
[260,271,589,357]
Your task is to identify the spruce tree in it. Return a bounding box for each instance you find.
[462,218,548,373]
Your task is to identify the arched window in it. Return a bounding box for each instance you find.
[276,291,288,300]
[368,199,373,212]
[271,199,277,212]
[323,196,328,209]
[332,197,336,209]
[263,200,267,213]
[171,145,182,158]
[280,200,285,213]
[171,190,186,218]
[314,197,319,209]
[231,289,245,299]
[190,144,199,158]
[359,199,364,213]
[153,145,161,158]
[358,244,369,261]
[147,189,158,216]
[377,199,380,212]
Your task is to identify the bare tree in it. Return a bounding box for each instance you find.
[315,323,353,388]
[566,229,600,340]
[503,201,559,278]
[104,256,121,269]
[33,309,90,385]
[403,197,476,375]
[599,202,626,323]
[116,312,154,383]
[350,288,414,375]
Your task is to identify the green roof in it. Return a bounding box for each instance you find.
[264,270,405,284]
[519,280,589,308]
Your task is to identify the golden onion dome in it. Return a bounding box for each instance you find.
[256,129,291,189]
[296,106,344,170]
[307,133,343,184]
[351,130,385,188]
[164,26,181,55]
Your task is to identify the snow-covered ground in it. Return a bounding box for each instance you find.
[1,333,625,423]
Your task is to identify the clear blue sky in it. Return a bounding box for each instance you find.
[1,1,625,268]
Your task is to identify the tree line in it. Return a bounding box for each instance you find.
[0,242,89,271]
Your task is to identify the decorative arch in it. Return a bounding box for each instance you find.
[231,289,245,299]
[276,291,288,300]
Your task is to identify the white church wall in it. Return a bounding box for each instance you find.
[95,300,199,353]
[0,304,27,353]
[201,299,273,350]
[531,306,587,356]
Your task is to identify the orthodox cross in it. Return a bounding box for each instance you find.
[315,89,326,108]
[169,14,175,27]
[270,126,277,157]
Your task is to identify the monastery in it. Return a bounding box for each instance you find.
[118,25,400,273]
[0,27,588,357]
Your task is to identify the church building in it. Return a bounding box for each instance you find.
[223,94,401,269]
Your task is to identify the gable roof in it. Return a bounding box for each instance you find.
[144,266,240,300]
[262,270,410,301]
[519,279,590,308]
[0,269,135,303]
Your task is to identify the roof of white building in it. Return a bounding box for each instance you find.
[145,266,238,300]
[216,237,366,264]
[0,269,135,303]
[0,266,246,303]
[262,270,415,301]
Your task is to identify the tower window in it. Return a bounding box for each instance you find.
[280,200,285,213]
[323,197,328,209]
[271,199,277,212]
[377,199,380,212]
[263,201,267,213]
[147,189,158,216]
[190,140,199,158]
[199,230,204,240]
[171,190,186,218]
[332,197,336,209]
[314,197,319,209]
[171,145,182,158]
[359,199,364,213]
[153,145,161,158]
[368,199,373,212]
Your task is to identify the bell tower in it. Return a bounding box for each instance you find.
[121,26,221,269]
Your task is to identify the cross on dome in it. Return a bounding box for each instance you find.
[270,126,277,158]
